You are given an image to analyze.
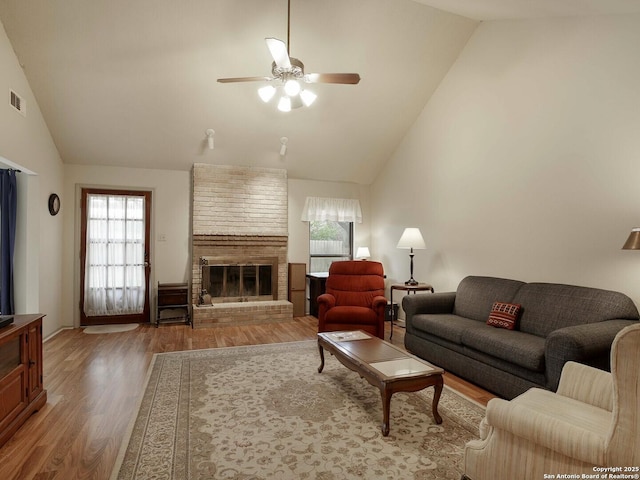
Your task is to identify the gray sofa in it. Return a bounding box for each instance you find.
[403,276,639,399]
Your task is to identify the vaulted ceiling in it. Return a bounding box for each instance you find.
[2,0,639,185]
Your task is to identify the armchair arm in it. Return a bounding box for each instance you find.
[317,293,336,329]
[401,292,456,319]
[372,295,387,311]
[317,293,336,308]
[545,319,637,391]
[373,295,388,335]
[485,389,609,466]
[556,361,613,411]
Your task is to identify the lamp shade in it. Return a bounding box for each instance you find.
[622,228,640,250]
[397,228,426,250]
[355,247,370,260]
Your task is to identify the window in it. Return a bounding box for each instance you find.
[309,220,353,273]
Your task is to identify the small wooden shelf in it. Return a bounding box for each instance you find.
[156,283,191,327]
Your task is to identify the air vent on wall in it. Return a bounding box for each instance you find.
[9,90,26,116]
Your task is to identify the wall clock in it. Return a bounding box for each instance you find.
[48,193,60,216]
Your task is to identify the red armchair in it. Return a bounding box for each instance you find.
[317,260,387,339]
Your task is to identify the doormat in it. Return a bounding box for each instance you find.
[83,324,139,334]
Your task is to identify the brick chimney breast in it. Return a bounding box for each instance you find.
[191,164,292,327]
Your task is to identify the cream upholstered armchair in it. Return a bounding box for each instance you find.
[462,322,640,480]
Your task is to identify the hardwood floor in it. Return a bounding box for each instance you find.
[0,316,495,480]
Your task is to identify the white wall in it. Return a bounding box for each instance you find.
[0,21,64,337]
[62,164,191,327]
[288,178,371,270]
[372,15,640,308]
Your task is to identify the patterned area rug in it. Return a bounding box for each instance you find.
[112,341,484,480]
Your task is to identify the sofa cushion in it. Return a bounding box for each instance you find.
[453,276,525,322]
[411,314,486,344]
[513,283,640,337]
[487,302,521,330]
[461,325,546,372]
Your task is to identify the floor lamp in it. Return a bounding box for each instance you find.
[397,228,426,286]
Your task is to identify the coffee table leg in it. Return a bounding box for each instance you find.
[381,388,392,436]
[318,343,325,373]
[432,382,443,424]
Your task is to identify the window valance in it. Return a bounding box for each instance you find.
[301,197,362,223]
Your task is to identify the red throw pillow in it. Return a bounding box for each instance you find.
[487,302,521,330]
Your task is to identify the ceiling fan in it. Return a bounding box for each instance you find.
[216,0,361,112]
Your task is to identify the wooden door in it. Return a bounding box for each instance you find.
[80,189,151,325]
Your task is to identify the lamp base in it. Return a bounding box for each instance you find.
[404,278,419,286]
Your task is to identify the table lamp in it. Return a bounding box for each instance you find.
[397,227,426,286]
[355,246,371,260]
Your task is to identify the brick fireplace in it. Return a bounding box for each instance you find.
[191,164,292,327]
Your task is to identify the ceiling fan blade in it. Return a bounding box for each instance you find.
[265,37,291,69]
[304,73,361,85]
[217,76,273,83]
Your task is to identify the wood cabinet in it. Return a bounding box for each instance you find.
[288,263,306,317]
[0,314,47,447]
[156,283,191,327]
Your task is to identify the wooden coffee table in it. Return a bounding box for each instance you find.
[317,330,444,436]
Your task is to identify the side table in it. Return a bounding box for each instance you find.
[389,283,434,340]
[306,272,328,317]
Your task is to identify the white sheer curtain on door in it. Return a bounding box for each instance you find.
[84,194,146,316]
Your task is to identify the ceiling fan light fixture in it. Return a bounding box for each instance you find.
[284,79,301,96]
[217,0,360,111]
[300,89,317,107]
[277,96,292,112]
[258,85,276,102]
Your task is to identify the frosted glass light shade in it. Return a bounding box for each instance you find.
[277,96,291,112]
[397,228,426,249]
[355,247,370,260]
[258,85,276,103]
[300,89,317,106]
[284,79,301,96]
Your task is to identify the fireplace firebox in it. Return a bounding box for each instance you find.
[199,256,278,303]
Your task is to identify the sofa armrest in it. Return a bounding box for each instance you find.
[545,319,637,391]
[402,292,456,320]
[556,361,613,411]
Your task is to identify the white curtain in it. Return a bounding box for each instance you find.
[301,197,362,223]
[84,194,146,316]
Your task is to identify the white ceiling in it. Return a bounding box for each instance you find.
[415,0,640,21]
[2,0,640,185]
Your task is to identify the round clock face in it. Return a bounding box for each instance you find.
[48,193,60,216]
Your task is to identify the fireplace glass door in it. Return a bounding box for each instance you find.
[202,260,275,303]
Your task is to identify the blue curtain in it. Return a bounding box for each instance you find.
[0,169,17,315]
